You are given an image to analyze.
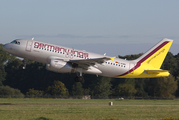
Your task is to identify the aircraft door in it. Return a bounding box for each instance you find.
[26,41,33,52]
[129,63,135,74]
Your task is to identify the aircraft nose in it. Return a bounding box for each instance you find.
[2,44,6,50]
[2,44,9,52]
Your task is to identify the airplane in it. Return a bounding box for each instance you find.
[3,38,173,82]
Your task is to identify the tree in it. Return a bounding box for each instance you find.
[0,64,6,86]
[26,88,44,96]
[0,44,11,86]
[0,44,11,63]
[148,75,178,98]
[91,77,112,98]
[3,58,24,89]
[46,81,69,96]
[72,82,84,96]
[118,53,143,60]
[135,78,149,97]
[0,85,24,96]
[162,52,177,77]
[114,83,136,97]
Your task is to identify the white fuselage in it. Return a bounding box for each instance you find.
[3,39,131,77]
[3,38,173,79]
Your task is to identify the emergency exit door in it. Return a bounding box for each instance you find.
[26,41,33,52]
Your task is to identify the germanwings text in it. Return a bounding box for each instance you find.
[34,42,89,57]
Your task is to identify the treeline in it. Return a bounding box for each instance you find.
[0,43,179,98]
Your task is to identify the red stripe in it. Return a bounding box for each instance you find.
[117,41,169,77]
[138,41,169,63]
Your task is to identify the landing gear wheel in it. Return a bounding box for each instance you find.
[23,58,28,69]
[74,76,84,82]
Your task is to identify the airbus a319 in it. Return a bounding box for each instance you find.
[3,38,173,82]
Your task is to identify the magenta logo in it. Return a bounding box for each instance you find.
[34,42,89,58]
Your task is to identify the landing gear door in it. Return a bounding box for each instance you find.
[26,41,33,52]
[129,63,135,74]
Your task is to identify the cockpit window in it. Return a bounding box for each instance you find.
[11,40,17,43]
[11,40,20,45]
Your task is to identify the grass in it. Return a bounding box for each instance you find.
[0,98,179,120]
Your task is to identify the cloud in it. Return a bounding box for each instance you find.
[85,36,107,38]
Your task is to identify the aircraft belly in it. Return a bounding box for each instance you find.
[22,49,48,63]
[97,64,128,77]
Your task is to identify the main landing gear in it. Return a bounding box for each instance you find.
[74,76,84,82]
[74,68,84,82]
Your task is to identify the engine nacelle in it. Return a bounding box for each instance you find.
[46,60,72,73]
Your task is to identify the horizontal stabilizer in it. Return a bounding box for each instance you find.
[144,70,169,74]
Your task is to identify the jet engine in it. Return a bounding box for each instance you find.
[46,59,72,73]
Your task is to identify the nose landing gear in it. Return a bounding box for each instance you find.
[23,58,28,69]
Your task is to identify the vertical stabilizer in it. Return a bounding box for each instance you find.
[136,38,173,69]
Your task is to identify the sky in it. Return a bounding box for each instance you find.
[0,0,179,56]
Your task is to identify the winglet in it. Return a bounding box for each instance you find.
[110,56,116,61]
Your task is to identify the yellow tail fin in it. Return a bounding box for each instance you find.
[136,38,173,69]
[116,38,173,78]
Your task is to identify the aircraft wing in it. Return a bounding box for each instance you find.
[69,57,111,66]
[144,70,169,74]
[47,56,116,69]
